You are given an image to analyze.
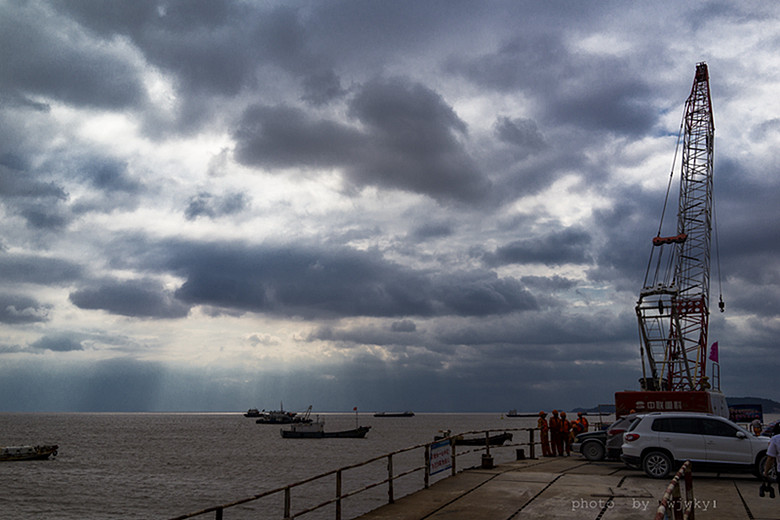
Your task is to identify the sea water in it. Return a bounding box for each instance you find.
[0,412,541,519]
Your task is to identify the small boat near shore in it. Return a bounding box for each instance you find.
[1,445,58,462]
[373,411,415,417]
[280,421,371,439]
[434,430,513,446]
[244,408,261,417]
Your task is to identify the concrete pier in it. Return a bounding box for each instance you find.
[356,456,777,519]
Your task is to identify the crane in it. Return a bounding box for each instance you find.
[616,63,727,417]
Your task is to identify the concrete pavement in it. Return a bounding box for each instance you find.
[355,456,778,519]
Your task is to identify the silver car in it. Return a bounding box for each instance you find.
[621,412,770,478]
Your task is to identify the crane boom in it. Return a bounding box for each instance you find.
[635,62,715,392]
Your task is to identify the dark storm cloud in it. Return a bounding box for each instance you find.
[410,221,453,241]
[448,34,658,135]
[484,227,593,267]
[234,104,362,169]
[0,163,67,200]
[78,158,142,193]
[0,252,81,285]
[55,1,345,120]
[184,191,249,220]
[234,77,491,204]
[106,237,536,319]
[494,116,547,154]
[69,279,191,319]
[0,162,72,229]
[30,335,84,352]
[0,294,50,324]
[0,2,146,110]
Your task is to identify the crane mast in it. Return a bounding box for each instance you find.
[635,62,716,393]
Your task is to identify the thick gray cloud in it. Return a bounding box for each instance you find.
[0,252,81,285]
[485,227,594,267]
[234,77,491,203]
[184,191,249,220]
[69,279,191,319]
[0,294,50,324]
[125,239,535,319]
[1,2,147,110]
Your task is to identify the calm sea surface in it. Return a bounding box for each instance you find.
[0,412,544,520]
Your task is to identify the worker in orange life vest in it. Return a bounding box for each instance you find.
[560,412,571,456]
[549,410,562,456]
[577,412,589,432]
[537,411,552,457]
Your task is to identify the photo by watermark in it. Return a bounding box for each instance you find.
[570,497,718,513]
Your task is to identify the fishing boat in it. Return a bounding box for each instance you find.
[244,408,261,417]
[255,404,313,424]
[1,445,58,462]
[280,421,371,439]
[373,411,415,417]
[434,430,513,446]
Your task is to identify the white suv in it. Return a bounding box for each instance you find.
[621,412,770,478]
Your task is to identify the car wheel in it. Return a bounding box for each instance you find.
[582,441,606,461]
[642,451,673,479]
[757,453,777,480]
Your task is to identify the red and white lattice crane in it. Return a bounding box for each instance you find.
[617,62,727,416]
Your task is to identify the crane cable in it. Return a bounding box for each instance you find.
[657,116,686,238]
[713,193,725,312]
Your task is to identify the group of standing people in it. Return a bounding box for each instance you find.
[537,410,589,457]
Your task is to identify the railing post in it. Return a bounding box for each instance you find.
[336,469,342,520]
[215,507,223,520]
[451,440,457,476]
[485,431,491,457]
[684,462,694,520]
[424,444,431,489]
[387,453,395,504]
[672,481,682,520]
[284,486,291,519]
[529,428,536,459]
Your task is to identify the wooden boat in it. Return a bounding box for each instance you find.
[373,411,415,417]
[0,445,58,462]
[434,430,513,446]
[280,421,371,439]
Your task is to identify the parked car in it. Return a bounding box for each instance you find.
[572,415,635,461]
[761,419,780,437]
[621,412,771,479]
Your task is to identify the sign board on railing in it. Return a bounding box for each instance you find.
[429,439,452,475]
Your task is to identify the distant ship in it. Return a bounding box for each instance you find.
[505,410,538,418]
[373,411,415,417]
[280,420,371,439]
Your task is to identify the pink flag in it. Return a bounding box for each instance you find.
[709,342,719,363]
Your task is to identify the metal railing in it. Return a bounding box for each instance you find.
[168,427,538,520]
[654,460,694,520]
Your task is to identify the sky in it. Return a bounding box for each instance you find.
[1,0,779,413]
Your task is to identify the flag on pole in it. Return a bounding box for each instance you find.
[709,341,719,363]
